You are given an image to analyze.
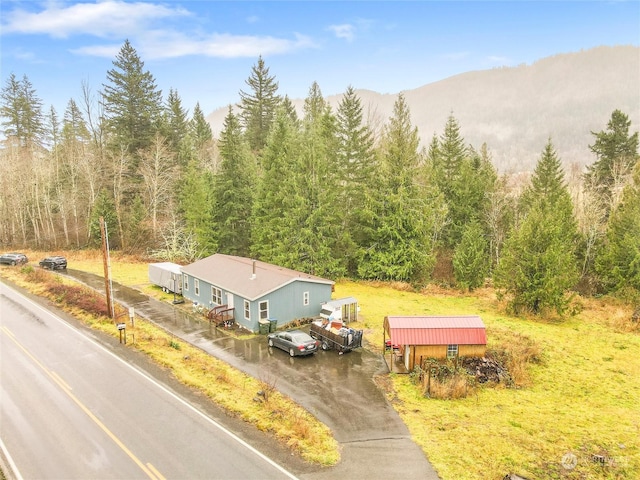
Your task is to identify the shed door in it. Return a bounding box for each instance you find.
[404,346,410,370]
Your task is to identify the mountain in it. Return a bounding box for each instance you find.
[206,45,640,173]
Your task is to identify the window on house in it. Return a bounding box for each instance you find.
[303,291,309,306]
[194,279,199,296]
[183,275,189,291]
[211,287,222,305]
[447,344,459,359]
[244,300,250,320]
[259,300,269,320]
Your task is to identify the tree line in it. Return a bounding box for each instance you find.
[1,40,638,315]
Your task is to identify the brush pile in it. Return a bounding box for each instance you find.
[462,356,512,384]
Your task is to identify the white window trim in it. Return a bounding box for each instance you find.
[211,286,222,305]
[303,291,309,306]
[259,300,269,320]
[183,275,189,291]
[244,300,250,320]
[447,344,459,359]
[194,278,199,296]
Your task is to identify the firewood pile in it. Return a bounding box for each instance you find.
[462,356,512,384]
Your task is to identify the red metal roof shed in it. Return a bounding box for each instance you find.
[383,315,487,345]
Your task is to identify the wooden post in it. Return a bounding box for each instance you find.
[99,216,114,319]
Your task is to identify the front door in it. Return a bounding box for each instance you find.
[226,292,234,310]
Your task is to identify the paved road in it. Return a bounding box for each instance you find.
[19,270,441,479]
[0,283,298,480]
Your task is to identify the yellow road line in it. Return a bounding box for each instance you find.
[147,463,166,480]
[1,326,161,480]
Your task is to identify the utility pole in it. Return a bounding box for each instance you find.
[100,216,115,319]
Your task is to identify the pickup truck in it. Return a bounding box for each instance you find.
[309,321,363,354]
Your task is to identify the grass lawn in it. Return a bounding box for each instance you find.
[7,251,639,478]
[335,280,640,479]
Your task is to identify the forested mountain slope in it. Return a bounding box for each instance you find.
[208,45,639,173]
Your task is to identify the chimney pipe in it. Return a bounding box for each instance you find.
[251,260,256,280]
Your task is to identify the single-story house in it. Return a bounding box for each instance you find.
[383,315,487,372]
[180,254,334,332]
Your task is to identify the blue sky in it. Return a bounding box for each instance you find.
[1,1,639,117]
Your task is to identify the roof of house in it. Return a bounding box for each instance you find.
[384,315,487,345]
[181,254,334,301]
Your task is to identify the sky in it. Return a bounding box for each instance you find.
[1,0,639,118]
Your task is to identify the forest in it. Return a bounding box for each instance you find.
[1,40,639,315]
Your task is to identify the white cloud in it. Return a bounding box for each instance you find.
[328,24,355,42]
[3,1,317,60]
[73,31,317,59]
[1,1,190,38]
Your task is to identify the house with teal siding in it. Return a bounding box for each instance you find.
[180,254,334,332]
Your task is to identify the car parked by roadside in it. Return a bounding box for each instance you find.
[267,329,319,357]
[0,253,29,266]
[39,256,67,270]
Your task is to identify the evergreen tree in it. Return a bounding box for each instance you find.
[335,86,376,274]
[163,88,191,167]
[213,108,257,257]
[251,107,302,263]
[101,40,163,156]
[190,102,213,149]
[495,140,579,315]
[295,83,345,277]
[239,56,281,154]
[357,94,437,282]
[448,144,497,245]
[596,161,640,293]
[585,109,639,216]
[453,220,489,291]
[179,159,217,255]
[0,73,45,148]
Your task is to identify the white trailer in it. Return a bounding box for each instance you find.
[148,262,183,294]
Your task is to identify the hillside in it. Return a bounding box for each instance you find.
[206,45,640,173]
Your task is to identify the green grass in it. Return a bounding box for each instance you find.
[334,281,640,479]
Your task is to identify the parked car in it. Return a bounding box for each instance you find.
[0,253,28,266]
[39,256,67,270]
[267,329,319,357]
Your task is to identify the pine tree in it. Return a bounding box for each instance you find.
[357,94,437,282]
[163,88,191,167]
[190,102,213,149]
[453,220,489,291]
[448,144,497,245]
[596,161,640,292]
[495,140,579,314]
[179,159,217,255]
[239,56,281,154]
[0,73,45,148]
[335,86,376,273]
[102,40,163,156]
[251,107,302,263]
[213,108,257,257]
[295,82,345,277]
[585,109,639,216]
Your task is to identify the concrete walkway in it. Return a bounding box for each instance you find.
[68,270,441,480]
